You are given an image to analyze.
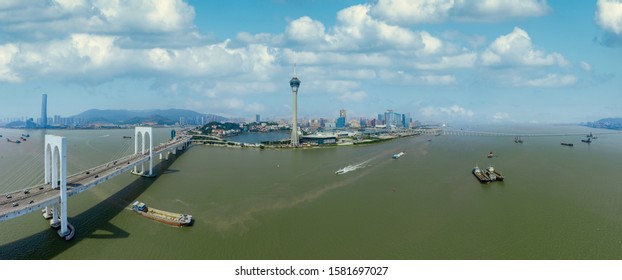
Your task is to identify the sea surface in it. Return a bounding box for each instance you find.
[1,125,622,259]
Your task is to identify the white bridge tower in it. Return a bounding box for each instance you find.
[132,127,155,177]
[42,135,75,240]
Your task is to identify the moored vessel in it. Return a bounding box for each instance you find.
[486,166,504,181]
[472,165,491,183]
[131,201,192,226]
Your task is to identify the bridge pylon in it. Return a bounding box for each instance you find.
[43,135,74,240]
[132,127,155,177]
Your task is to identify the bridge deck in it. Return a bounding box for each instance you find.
[0,136,191,222]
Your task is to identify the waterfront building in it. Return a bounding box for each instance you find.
[289,67,301,146]
[336,109,347,128]
[41,94,47,128]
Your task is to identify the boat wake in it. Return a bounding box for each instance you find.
[335,160,370,175]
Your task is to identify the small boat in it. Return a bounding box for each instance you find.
[6,138,21,144]
[21,134,30,137]
[335,165,356,175]
[514,136,523,143]
[392,152,405,159]
[581,138,592,143]
[131,201,192,226]
[123,136,132,139]
[561,143,574,147]
[20,137,27,141]
[473,165,491,183]
[487,152,494,158]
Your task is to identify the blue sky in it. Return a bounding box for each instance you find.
[0,0,621,124]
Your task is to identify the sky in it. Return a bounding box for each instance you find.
[0,0,621,124]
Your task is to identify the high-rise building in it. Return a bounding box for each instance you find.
[336,109,347,128]
[255,114,260,123]
[41,94,47,128]
[289,66,301,146]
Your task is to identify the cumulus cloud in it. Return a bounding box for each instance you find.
[420,105,474,118]
[0,0,196,38]
[415,53,477,70]
[371,0,550,24]
[595,0,622,35]
[514,74,578,87]
[480,27,568,67]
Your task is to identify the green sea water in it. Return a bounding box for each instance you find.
[1,125,622,259]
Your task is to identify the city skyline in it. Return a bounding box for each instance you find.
[0,1,621,124]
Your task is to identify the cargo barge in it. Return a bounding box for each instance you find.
[131,201,192,226]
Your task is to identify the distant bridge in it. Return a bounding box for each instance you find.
[0,127,191,240]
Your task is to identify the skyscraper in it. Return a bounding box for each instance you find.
[255,114,260,123]
[289,67,301,146]
[41,94,47,128]
[336,109,346,128]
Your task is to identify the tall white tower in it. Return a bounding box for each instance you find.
[289,66,301,146]
[41,94,47,128]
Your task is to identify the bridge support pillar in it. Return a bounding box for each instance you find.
[132,127,155,177]
[45,135,74,240]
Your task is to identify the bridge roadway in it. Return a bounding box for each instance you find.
[0,135,191,222]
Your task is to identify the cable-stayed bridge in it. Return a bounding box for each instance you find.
[0,127,191,240]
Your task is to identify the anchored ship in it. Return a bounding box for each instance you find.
[473,165,505,183]
[472,165,491,183]
[131,201,192,227]
[485,166,504,181]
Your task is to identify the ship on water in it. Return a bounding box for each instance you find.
[472,165,490,183]
[6,138,21,144]
[335,165,356,175]
[131,201,192,227]
[473,165,505,183]
[392,152,405,159]
[485,166,504,181]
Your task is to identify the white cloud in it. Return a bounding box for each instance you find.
[335,91,367,102]
[492,112,509,122]
[0,0,196,38]
[580,61,592,72]
[0,44,21,82]
[480,27,568,67]
[371,0,550,24]
[421,105,474,118]
[514,74,578,87]
[283,5,423,51]
[596,0,622,35]
[419,75,456,85]
[371,0,454,24]
[415,53,477,70]
[286,16,326,45]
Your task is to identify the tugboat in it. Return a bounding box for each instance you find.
[473,165,491,183]
[131,201,192,226]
